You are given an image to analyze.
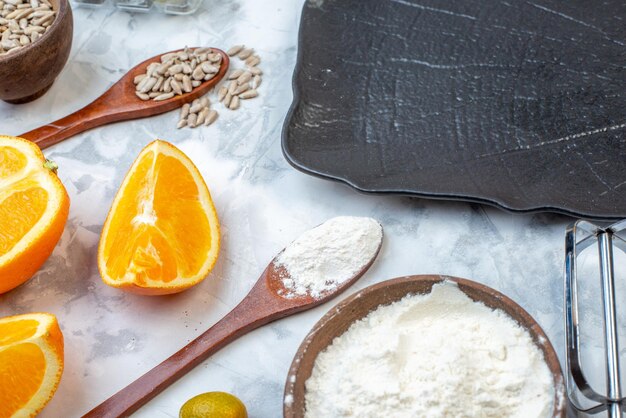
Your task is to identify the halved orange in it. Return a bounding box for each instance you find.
[0,136,70,294]
[0,312,64,418]
[98,140,220,295]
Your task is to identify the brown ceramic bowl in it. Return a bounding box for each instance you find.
[0,0,73,103]
[284,275,566,417]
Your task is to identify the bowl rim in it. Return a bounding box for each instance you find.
[284,274,566,418]
[0,0,69,63]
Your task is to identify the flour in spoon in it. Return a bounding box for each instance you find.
[304,282,556,417]
[275,216,382,298]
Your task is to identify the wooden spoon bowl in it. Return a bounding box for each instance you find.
[20,47,229,149]
[284,274,566,418]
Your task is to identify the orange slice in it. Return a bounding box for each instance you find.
[0,312,64,418]
[98,140,220,295]
[0,136,70,294]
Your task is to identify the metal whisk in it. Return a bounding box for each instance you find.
[565,219,626,417]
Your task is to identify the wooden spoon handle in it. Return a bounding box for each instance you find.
[83,282,281,418]
[20,94,119,150]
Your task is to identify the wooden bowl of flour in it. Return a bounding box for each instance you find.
[284,275,566,418]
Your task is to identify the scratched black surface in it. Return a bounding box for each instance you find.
[282,0,626,219]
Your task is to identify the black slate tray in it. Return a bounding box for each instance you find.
[282,0,626,219]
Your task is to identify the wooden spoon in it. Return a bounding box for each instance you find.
[19,47,229,150]
[82,221,383,418]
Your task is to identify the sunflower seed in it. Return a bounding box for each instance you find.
[192,80,201,87]
[229,95,240,110]
[223,92,232,107]
[163,77,172,93]
[192,66,205,81]
[228,69,244,80]
[182,75,193,92]
[252,75,262,89]
[203,73,215,81]
[208,53,221,63]
[187,113,197,128]
[31,9,51,17]
[135,91,150,101]
[196,107,208,125]
[5,8,21,18]
[133,74,146,85]
[148,91,161,98]
[154,92,174,101]
[227,80,237,94]
[238,48,253,59]
[199,97,209,108]
[201,62,218,74]
[190,102,204,113]
[169,64,183,75]
[227,44,244,56]
[182,63,192,74]
[174,73,184,81]
[152,76,164,92]
[170,79,183,95]
[32,13,52,26]
[237,71,251,85]
[161,52,177,63]
[249,67,262,76]
[157,61,173,75]
[204,109,218,126]
[180,103,190,120]
[176,119,187,129]
[234,83,249,95]
[239,89,258,99]
[218,86,227,102]
[245,55,260,67]
[139,77,157,93]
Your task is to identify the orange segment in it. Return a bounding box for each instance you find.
[0,145,28,178]
[0,319,39,345]
[0,136,70,294]
[0,313,64,418]
[98,140,220,295]
[0,187,48,256]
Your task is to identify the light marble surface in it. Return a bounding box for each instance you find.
[0,0,595,417]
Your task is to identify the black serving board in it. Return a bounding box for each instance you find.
[282,0,626,219]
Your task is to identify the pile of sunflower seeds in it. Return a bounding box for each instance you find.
[177,44,262,129]
[0,0,56,55]
[219,44,261,110]
[134,47,222,102]
[176,97,218,128]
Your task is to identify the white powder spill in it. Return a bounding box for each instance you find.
[275,216,383,298]
[305,282,555,418]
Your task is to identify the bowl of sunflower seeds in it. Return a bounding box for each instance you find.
[0,0,72,103]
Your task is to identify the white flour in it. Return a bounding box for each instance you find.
[304,282,554,417]
[275,216,382,298]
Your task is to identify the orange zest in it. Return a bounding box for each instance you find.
[0,136,69,294]
[0,312,64,418]
[98,140,220,295]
